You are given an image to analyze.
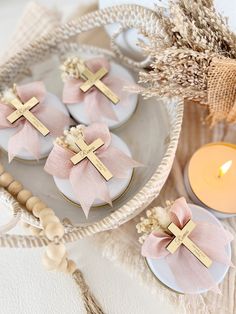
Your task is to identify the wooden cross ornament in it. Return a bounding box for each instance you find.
[70,137,113,181]
[166,220,212,268]
[79,64,120,105]
[7,97,50,136]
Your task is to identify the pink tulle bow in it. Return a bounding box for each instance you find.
[62,57,132,122]
[44,123,141,218]
[0,81,70,162]
[142,197,233,294]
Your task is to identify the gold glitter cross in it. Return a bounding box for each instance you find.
[166,220,212,268]
[70,137,113,181]
[7,97,49,136]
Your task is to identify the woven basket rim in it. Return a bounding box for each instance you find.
[0,5,184,247]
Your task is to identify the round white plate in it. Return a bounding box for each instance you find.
[54,132,133,207]
[0,93,69,161]
[66,61,138,129]
[146,204,231,294]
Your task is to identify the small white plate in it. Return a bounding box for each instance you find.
[146,204,231,294]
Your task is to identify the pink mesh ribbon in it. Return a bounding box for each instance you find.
[44,123,141,217]
[0,81,70,162]
[142,197,233,294]
[62,57,131,122]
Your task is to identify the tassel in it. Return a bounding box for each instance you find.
[73,269,105,314]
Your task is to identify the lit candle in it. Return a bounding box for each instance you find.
[184,143,236,218]
[218,160,232,178]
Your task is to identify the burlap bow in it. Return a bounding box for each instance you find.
[207,58,236,125]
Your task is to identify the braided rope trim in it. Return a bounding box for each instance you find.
[0,5,184,247]
[0,5,158,87]
[57,43,139,72]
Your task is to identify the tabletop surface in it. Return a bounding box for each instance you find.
[0,0,234,313]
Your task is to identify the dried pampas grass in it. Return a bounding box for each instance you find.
[138,0,236,123]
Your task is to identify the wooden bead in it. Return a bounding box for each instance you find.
[38,208,55,219]
[56,257,68,272]
[46,243,66,262]
[7,180,23,196]
[0,172,14,187]
[26,196,41,212]
[45,222,64,241]
[0,163,4,175]
[66,260,77,274]
[41,215,60,228]
[32,202,47,217]
[17,189,32,204]
[42,252,59,271]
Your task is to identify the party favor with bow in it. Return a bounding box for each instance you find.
[138,197,233,294]
[0,81,70,162]
[44,123,141,217]
[61,57,135,124]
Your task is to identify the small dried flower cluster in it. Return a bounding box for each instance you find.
[1,84,18,104]
[55,125,85,153]
[136,201,173,244]
[60,57,85,82]
[138,0,236,102]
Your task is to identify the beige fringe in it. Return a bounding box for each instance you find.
[73,269,105,314]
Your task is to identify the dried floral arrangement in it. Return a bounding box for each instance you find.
[136,201,172,244]
[138,0,236,125]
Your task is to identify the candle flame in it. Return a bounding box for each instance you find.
[218,160,232,178]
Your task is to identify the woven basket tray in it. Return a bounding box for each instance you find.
[0,5,183,247]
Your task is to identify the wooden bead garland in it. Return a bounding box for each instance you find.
[45,222,65,241]
[32,202,47,217]
[8,180,23,196]
[26,196,41,212]
[0,162,77,274]
[38,208,54,218]
[41,215,60,228]
[46,243,66,262]
[0,172,14,187]
[17,189,32,204]
[42,253,60,270]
